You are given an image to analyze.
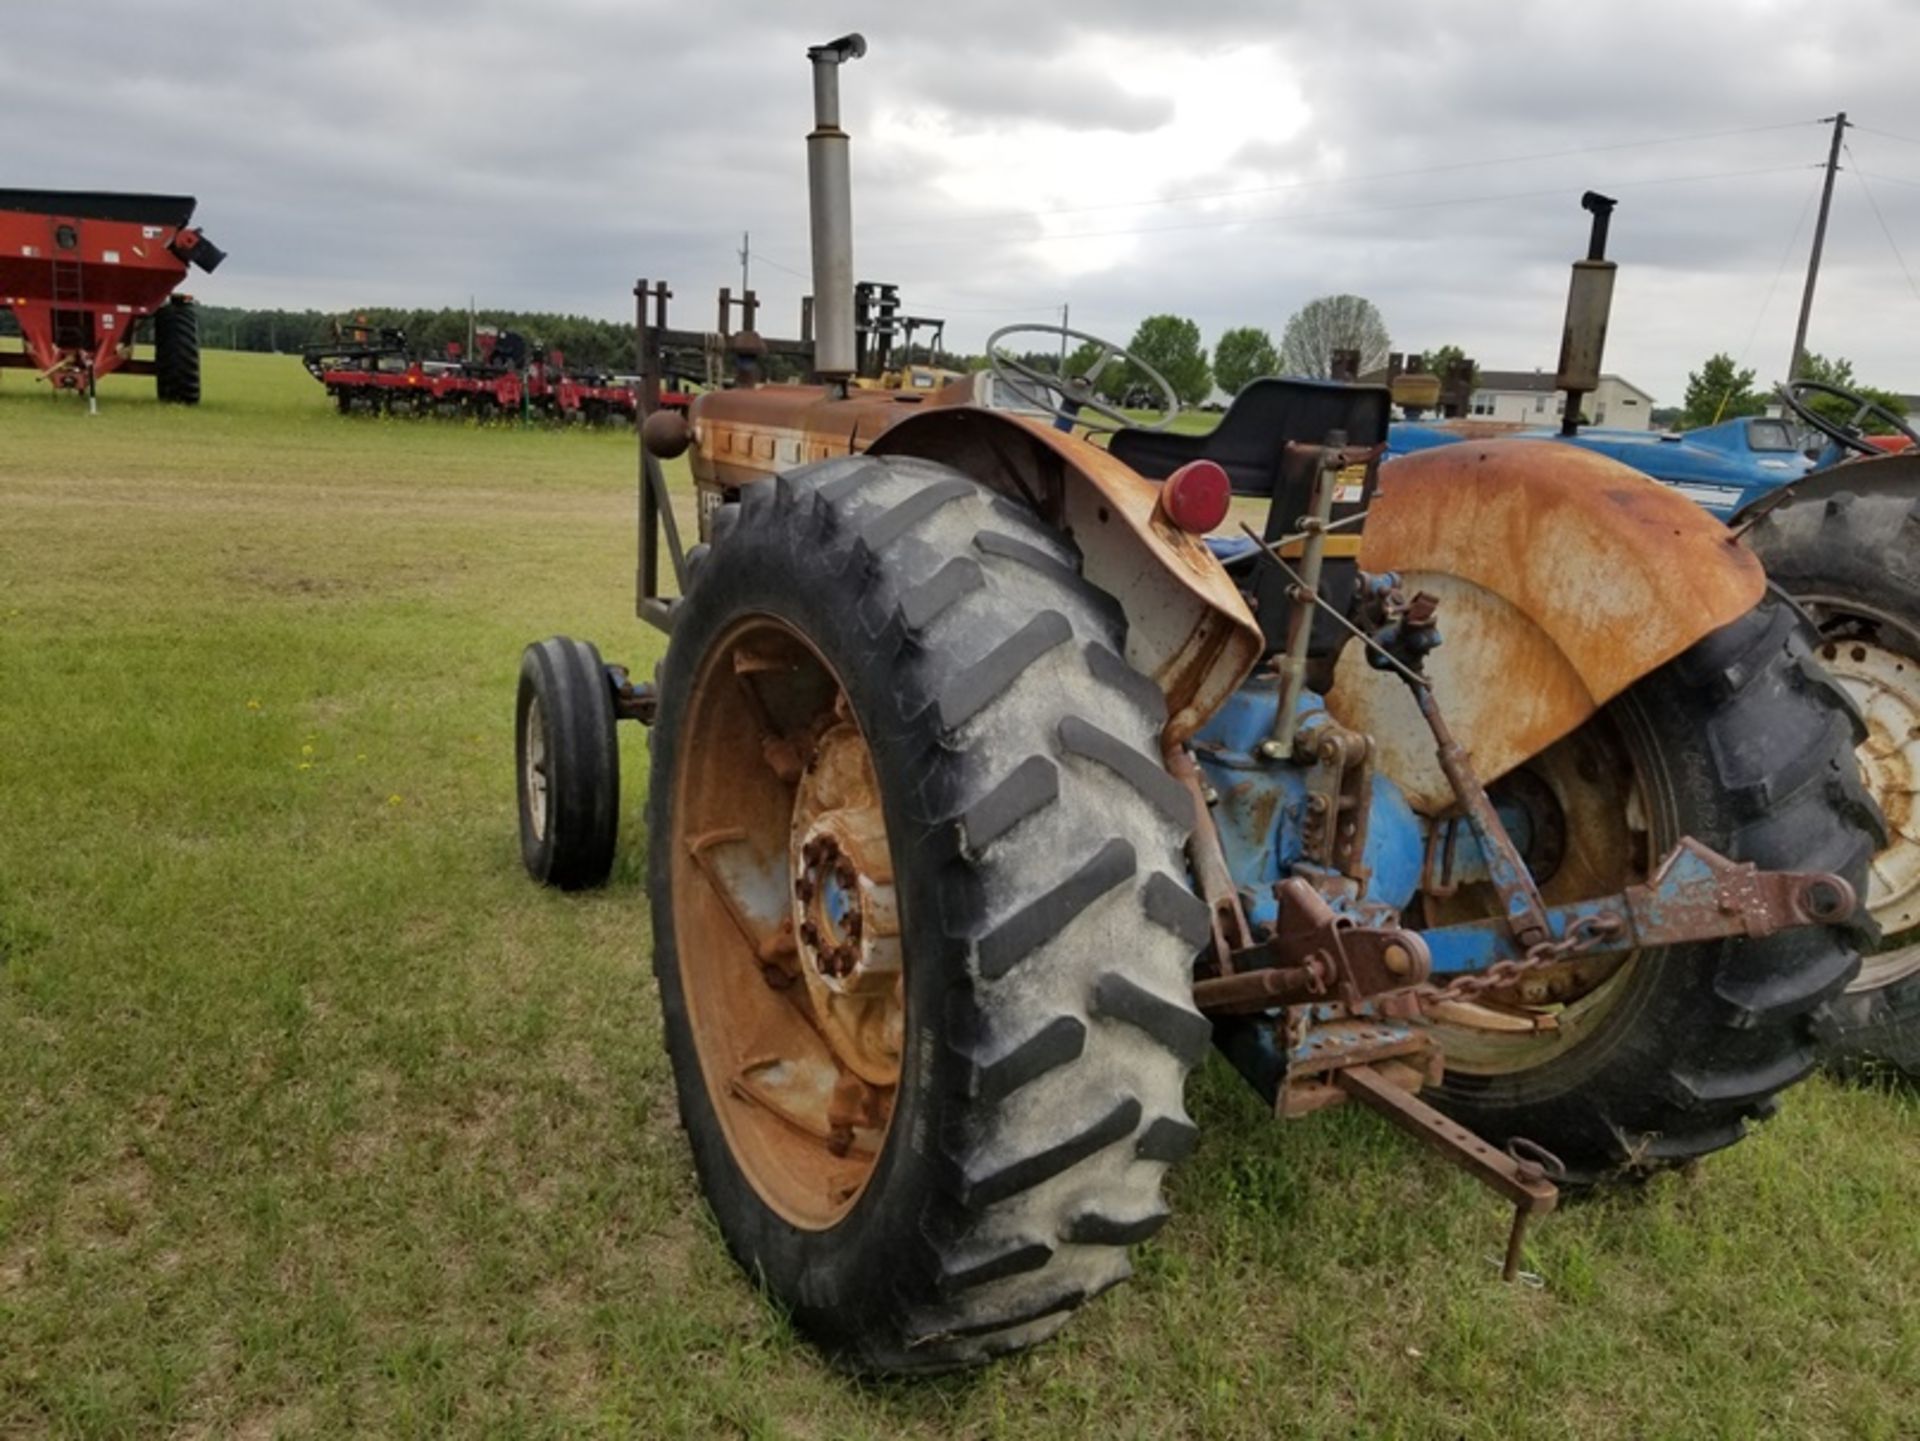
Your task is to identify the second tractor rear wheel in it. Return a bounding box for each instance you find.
[1421,593,1877,1179]
[1747,488,1920,1080]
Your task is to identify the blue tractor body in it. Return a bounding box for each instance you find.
[1389,414,1815,520]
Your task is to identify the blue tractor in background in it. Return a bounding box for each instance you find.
[1389,319,1920,1084]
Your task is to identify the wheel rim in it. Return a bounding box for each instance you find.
[670,615,904,1229]
[523,696,549,842]
[1422,710,1652,1075]
[1813,622,1920,991]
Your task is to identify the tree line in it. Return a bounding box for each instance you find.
[1682,351,1908,432]
[1051,294,1396,407]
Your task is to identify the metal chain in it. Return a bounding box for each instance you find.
[1423,914,1625,1003]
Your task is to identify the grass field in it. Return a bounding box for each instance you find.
[1,352,1917,1439]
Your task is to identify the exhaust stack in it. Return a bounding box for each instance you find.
[806,33,866,389]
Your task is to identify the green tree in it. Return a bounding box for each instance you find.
[1063,339,1129,402]
[1798,352,1910,434]
[1279,294,1390,380]
[1123,314,1212,407]
[1420,344,1478,387]
[1681,353,1765,428]
[1213,326,1278,396]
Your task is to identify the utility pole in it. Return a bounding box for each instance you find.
[740,231,750,296]
[1789,111,1847,383]
[1060,302,1069,371]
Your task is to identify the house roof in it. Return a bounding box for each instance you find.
[1475,369,1557,394]
[1472,370,1655,401]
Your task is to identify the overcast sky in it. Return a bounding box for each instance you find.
[10,2,1919,404]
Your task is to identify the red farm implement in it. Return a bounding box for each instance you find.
[0,189,224,406]
[303,322,686,424]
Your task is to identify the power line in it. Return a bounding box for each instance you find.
[1851,168,1920,190]
[859,118,1820,235]
[750,250,810,280]
[1853,124,1920,147]
[1721,166,1821,408]
[1845,142,1920,310]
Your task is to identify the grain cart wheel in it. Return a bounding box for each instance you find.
[516,637,620,889]
[1746,491,1920,1080]
[649,455,1211,1374]
[154,298,201,405]
[1421,594,1876,1181]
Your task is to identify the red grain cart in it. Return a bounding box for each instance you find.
[0,189,224,404]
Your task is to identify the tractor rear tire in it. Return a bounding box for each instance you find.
[154,299,200,405]
[649,454,1211,1374]
[1746,489,1920,1082]
[516,636,620,890]
[1428,594,1877,1181]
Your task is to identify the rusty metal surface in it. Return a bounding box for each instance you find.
[1336,1062,1559,1212]
[1196,877,1429,1018]
[872,407,1263,739]
[1624,836,1855,941]
[1326,440,1767,812]
[684,390,1262,741]
[1417,836,1857,985]
[1334,1061,1559,1282]
[687,382,972,493]
[1164,744,1254,970]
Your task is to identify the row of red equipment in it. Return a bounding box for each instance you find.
[304,323,688,423]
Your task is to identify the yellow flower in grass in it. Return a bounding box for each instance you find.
[387,794,403,807]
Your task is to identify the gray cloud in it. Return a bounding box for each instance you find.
[6,0,1917,404]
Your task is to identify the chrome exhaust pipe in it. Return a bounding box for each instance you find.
[806,33,865,388]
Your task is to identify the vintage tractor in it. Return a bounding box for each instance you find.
[0,189,224,406]
[513,37,1877,1373]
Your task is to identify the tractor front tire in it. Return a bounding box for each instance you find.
[1428,594,1878,1180]
[154,299,201,405]
[649,454,1211,1374]
[516,636,620,890]
[1747,489,1920,1082]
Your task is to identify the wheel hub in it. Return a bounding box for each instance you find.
[523,697,549,842]
[1819,634,1920,987]
[789,720,904,1085]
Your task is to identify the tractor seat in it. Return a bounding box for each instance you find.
[1108,376,1390,496]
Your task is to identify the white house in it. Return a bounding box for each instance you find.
[1466,370,1656,430]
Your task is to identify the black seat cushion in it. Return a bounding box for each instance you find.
[1108,377,1390,497]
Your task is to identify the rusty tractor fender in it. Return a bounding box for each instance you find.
[869,407,1263,741]
[1326,440,1766,813]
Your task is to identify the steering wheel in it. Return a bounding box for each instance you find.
[1777,378,1920,460]
[985,324,1182,433]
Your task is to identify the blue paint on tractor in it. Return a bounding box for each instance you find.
[1388,414,1816,520]
[1191,677,1424,933]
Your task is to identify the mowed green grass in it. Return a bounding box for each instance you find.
[1,352,1917,1439]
